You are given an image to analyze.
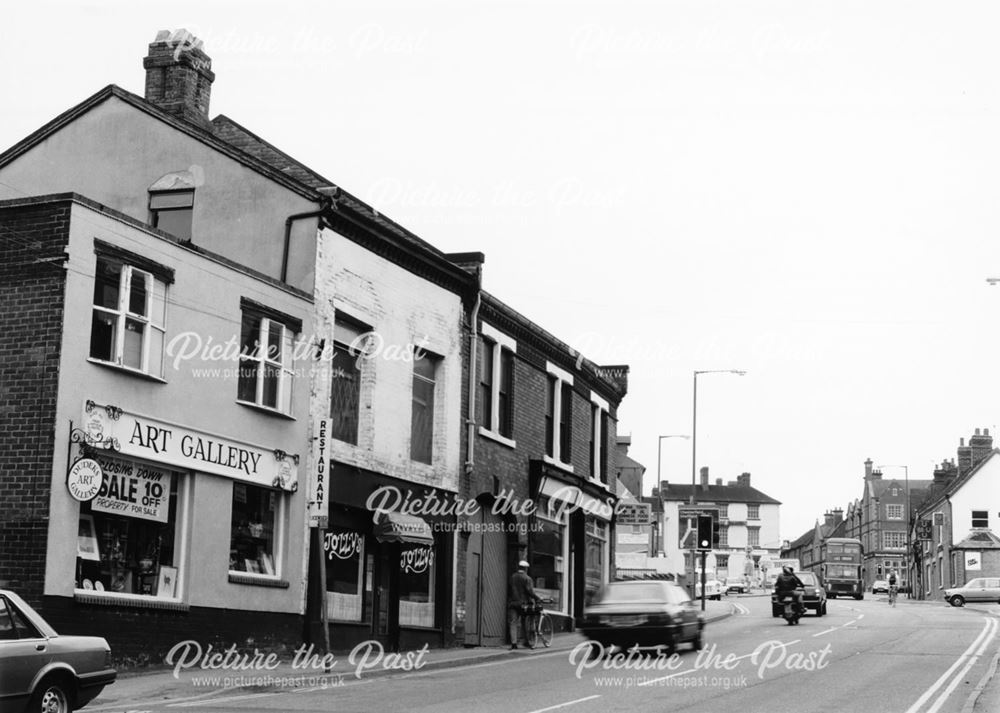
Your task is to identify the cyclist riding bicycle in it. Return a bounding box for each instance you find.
[887,572,898,604]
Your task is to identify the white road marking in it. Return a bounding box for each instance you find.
[904,616,997,713]
[813,613,863,637]
[925,617,998,713]
[526,694,602,713]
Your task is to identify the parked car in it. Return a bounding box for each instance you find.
[771,571,827,617]
[578,580,704,654]
[725,578,748,594]
[944,577,1000,607]
[0,590,116,713]
[872,580,889,594]
[695,579,724,601]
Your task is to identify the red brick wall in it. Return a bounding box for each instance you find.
[0,199,70,602]
[457,304,624,629]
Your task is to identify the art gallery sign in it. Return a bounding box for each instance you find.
[82,401,299,491]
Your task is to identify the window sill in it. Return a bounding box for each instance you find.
[543,455,574,474]
[73,590,188,610]
[87,358,167,383]
[479,427,516,449]
[228,572,290,588]
[399,624,440,631]
[236,400,297,420]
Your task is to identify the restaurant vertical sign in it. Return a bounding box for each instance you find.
[309,419,329,528]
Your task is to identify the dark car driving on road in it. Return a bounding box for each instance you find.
[771,571,827,617]
[0,590,116,713]
[579,580,704,654]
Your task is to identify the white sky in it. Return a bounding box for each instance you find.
[4,1,1000,543]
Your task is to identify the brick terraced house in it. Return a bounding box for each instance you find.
[0,29,630,659]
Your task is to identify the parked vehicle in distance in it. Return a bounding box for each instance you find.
[695,579,723,601]
[579,580,704,655]
[944,577,1000,607]
[0,589,116,713]
[725,578,748,594]
[872,580,889,594]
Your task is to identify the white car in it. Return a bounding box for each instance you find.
[694,579,723,600]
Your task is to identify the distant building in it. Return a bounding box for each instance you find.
[783,509,847,571]
[657,469,781,588]
[911,445,1000,600]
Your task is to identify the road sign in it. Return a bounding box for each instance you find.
[617,502,652,526]
[679,507,716,549]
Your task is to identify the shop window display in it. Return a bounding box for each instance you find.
[399,542,436,627]
[324,527,366,621]
[75,463,179,597]
[230,483,279,576]
[530,500,564,611]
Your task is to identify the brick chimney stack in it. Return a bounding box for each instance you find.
[933,459,958,486]
[969,427,993,469]
[957,437,972,476]
[864,458,873,478]
[143,29,215,129]
[736,472,751,487]
[824,511,835,527]
[700,467,709,488]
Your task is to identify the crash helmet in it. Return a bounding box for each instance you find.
[782,565,793,574]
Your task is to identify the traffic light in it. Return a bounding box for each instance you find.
[697,515,714,551]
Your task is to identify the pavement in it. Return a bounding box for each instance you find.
[90,598,737,710]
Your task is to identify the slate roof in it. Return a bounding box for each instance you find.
[659,483,781,505]
[953,529,1000,550]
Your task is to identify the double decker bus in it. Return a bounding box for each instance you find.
[819,537,864,600]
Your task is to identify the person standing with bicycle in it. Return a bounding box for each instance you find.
[508,560,541,650]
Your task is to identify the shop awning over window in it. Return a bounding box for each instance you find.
[375,513,434,545]
[538,476,614,521]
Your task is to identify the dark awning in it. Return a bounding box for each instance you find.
[375,513,434,545]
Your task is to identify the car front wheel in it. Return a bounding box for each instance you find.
[30,675,74,713]
[949,595,965,607]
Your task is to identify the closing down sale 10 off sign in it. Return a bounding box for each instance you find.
[90,455,171,523]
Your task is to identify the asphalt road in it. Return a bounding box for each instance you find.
[92,595,1000,713]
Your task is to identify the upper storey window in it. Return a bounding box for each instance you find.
[149,171,196,240]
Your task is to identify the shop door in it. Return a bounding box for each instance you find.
[463,508,507,646]
[372,545,399,650]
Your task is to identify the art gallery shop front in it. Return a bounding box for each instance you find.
[45,401,307,663]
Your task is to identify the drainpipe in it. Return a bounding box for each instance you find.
[282,191,335,283]
[464,291,481,474]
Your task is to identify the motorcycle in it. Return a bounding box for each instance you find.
[772,588,805,625]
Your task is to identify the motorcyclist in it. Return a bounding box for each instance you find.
[773,565,805,614]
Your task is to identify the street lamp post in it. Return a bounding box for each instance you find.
[878,464,910,598]
[690,369,746,603]
[655,434,689,557]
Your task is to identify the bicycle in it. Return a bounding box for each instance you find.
[525,598,554,648]
[888,585,898,607]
